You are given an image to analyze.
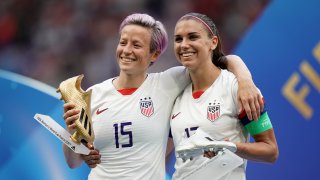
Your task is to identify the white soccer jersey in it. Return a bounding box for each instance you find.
[87,66,189,180]
[170,70,249,180]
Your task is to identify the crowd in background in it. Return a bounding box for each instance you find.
[0,0,269,88]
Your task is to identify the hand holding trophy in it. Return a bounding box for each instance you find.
[57,74,95,146]
[34,75,93,156]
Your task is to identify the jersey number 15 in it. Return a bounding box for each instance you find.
[113,122,133,148]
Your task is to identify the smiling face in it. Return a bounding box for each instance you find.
[116,24,159,75]
[174,19,218,71]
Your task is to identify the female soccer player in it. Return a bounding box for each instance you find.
[170,12,279,179]
[63,13,263,180]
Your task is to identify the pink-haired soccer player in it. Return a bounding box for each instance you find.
[62,13,263,179]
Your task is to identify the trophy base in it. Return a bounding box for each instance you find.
[34,113,90,155]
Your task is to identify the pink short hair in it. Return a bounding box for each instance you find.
[119,13,168,58]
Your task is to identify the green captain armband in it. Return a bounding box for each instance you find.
[244,112,273,136]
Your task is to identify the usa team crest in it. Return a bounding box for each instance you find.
[207,102,220,122]
[140,97,154,117]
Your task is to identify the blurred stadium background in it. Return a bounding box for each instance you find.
[1,0,319,179]
[0,0,269,88]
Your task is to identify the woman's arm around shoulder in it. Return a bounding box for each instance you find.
[225,55,264,121]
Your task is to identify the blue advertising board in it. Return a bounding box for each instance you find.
[0,70,89,180]
[235,0,320,179]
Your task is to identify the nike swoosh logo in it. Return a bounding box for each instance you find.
[171,112,181,119]
[96,108,108,115]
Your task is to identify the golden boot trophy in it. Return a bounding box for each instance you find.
[57,74,95,145]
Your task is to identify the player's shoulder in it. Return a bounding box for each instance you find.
[218,70,237,84]
[147,66,187,83]
[148,66,185,76]
[163,66,186,75]
[87,78,114,92]
[221,69,236,79]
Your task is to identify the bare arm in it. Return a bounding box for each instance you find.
[225,55,264,120]
[63,103,101,168]
[63,144,83,168]
[235,129,279,163]
[62,103,84,168]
